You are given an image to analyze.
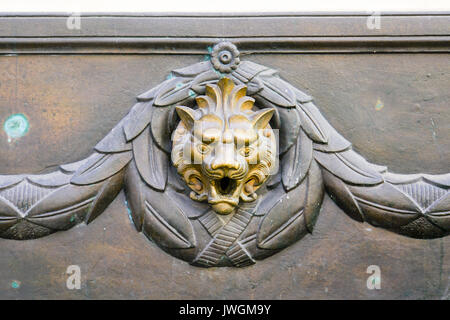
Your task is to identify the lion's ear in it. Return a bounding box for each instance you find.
[252,108,274,130]
[176,106,196,130]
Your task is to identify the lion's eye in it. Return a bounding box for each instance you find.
[240,147,253,157]
[197,144,210,154]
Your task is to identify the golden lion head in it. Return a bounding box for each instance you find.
[171,78,277,215]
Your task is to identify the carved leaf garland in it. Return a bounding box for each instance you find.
[125,161,196,250]
[71,152,132,186]
[132,126,168,191]
[281,129,313,191]
[0,44,448,266]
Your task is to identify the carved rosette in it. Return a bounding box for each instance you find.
[0,42,448,268]
[210,42,240,73]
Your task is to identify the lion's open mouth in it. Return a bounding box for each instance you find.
[217,177,237,195]
[207,178,242,214]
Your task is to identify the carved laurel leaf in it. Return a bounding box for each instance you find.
[296,103,329,144]
[123,101,154,142]
[71,152,132,186]
[313,131,352,153]
[59,157,90,173]
[352,182,422,210]
[95,116,132,153]
[26,184,98,217]
[310,117,352,153]
[0,216,18,233]
[232,61,271,82]
[23,169,123,232]
[427,192,450,216]
[143,199,195,249]
[150,106,173,154]
[257,76,296,108]
[427,175,450,188]
[132,126,168,191]
[276,106,302,155]
[125,163,198,250]
[172,61,212,77]
[298,101,354,151]
[303,161,325,232]
[27,209,88,231]
[322,169,364,222]
[27,170,73,187]
[384,172,450,187]
[0,157,125,239]
[253,96,301,155]
[427,214,450,232]
[314,149,384,186]
[0,175,23,189]
[323,157,450,238]
[190,70,220,94]
[26,183,99,229]
[245,77,263,95]
[85,171,125,224]
[123,161,196,249]
[136,81,165,102]
[281,129,313,191]
[124,161,146,232]
[0,197,21,219]
[257,179,308,250]
[154,77,193,107]
[350,185,422,230]
[292,86,313,104]
[324,170,420,227]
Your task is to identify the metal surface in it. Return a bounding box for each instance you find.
[0,13,449,299]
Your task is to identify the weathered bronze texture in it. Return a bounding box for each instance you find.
[0,13,449,298]
[0,40,448,269]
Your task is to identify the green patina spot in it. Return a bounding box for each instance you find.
[203,46,213,61]
[375,99,384,111]
[214,70,225,78]
[11,280,20,289]
[3,114,29,139]
[166,73,174,80]
[124,200,134,225]
[188,90,196,98]
[70,215,76,223]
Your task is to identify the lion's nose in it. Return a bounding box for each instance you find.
[211,161,239,171]
[210,144,240,171]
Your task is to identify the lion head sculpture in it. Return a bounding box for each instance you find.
[171,78,278,215]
